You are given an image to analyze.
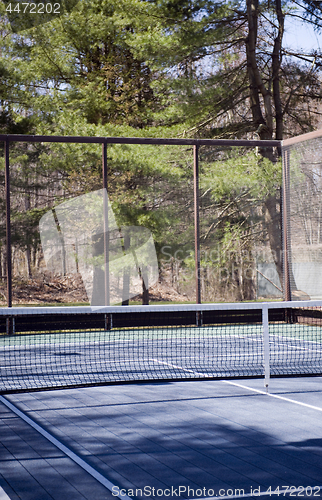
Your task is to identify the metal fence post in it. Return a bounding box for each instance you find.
[5,139,12,309]
[194,145,201,304]
[282,147,291,302]
[102,141,110,306]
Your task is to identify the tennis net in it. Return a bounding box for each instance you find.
[0,301,322,393]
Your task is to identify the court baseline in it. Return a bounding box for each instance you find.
[0,486,10,500]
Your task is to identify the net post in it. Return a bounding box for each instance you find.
[6,316,14,335]
[262,303,270,392]
[196,310,203,327]
[104,313,112,330]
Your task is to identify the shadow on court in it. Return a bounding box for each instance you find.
[0,378,322,500]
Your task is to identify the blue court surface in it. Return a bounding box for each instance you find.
[0,377,322,500]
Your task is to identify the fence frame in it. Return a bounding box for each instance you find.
[1,133,283,307]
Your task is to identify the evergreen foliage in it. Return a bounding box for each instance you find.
[0,0,321,300]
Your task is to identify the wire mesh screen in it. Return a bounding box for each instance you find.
[3,138,283,306]
[5,133,317,306]
[1,141,195,306]
[198,145,282,302]
[282,131,322,300]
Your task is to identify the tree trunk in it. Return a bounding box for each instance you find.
[245,0,286,291]
[246,0,273,135]
[142,266,149,305]
[26,247,32,278]
[264,193,283,286]
[272,0,285,141]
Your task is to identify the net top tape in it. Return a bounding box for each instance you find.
[1,300,322,316]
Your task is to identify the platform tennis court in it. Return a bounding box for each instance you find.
[1,302,322,499]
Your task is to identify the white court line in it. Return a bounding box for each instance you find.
[151,358,211,377]
[152,358,322,412]
[223,380,322,412]
[0,396,132,500]
[0,486,11,500]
